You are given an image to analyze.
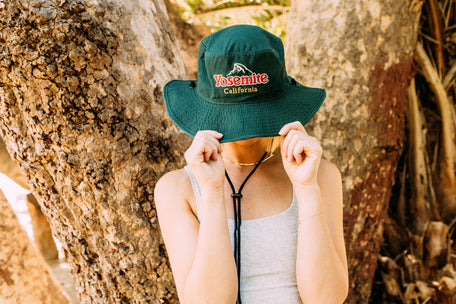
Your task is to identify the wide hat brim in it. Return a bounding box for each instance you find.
[164,78,326,143]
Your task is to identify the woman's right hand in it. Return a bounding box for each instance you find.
[184,130,225,192]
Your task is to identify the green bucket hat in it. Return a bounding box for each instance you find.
[163,24,326,143]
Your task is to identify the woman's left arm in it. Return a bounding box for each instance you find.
[280,122,348,304]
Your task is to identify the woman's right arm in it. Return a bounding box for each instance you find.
[154,131,238,304]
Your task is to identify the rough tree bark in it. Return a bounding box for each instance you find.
[0,188,70,304]
[285,0,422,302]
[0,0,190,303]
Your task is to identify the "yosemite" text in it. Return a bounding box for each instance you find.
[213,73,269,87]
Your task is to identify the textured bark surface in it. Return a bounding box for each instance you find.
[0,188,70,304]
[285,1,422,302]
[0,0,189,303]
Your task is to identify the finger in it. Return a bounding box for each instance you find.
[203,149,216,162]
[205,136,223,159]
[194,132,221,156]
[278,121,304,136]
[281,129,298,160]
[281,130,292,159]
[298,136,322,160]
[202,151,210,162]
[286,132,301,162]
[186,132,221,164]
[193,131,223,155]
[292,141,305,164]
[197,131,223,155]
[197,130,224,140]
[185,146,205,164]
[205,134,223,152]
[211,147,219,161]
[202,141,219,161]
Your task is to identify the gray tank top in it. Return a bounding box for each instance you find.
[185,166,302,304]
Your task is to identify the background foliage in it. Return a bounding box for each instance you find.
[172,0,289,38]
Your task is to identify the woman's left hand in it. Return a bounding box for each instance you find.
[279,121,322,187]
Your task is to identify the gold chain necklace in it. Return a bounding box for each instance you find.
[222,152,275,166]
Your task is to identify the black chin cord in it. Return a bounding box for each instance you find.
[225,151,268,304]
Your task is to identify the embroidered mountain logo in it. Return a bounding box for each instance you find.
[213,63,269,94]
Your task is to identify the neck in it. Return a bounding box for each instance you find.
[221,138,272,167]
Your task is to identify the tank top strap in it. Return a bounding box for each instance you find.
[184,165,202,222]
[292,186,296,205]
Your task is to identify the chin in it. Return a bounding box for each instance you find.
[230,137,273,146]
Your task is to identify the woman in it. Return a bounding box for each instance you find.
[155,25,348,304]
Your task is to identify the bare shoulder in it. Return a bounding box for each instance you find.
[154,168,193,211]
[317,159,343,206]
[155,168,188,192]
[318,158,342,183]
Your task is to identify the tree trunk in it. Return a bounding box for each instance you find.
[285,0,422,302]
[0,188,70,304]
[0,0,190,303]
